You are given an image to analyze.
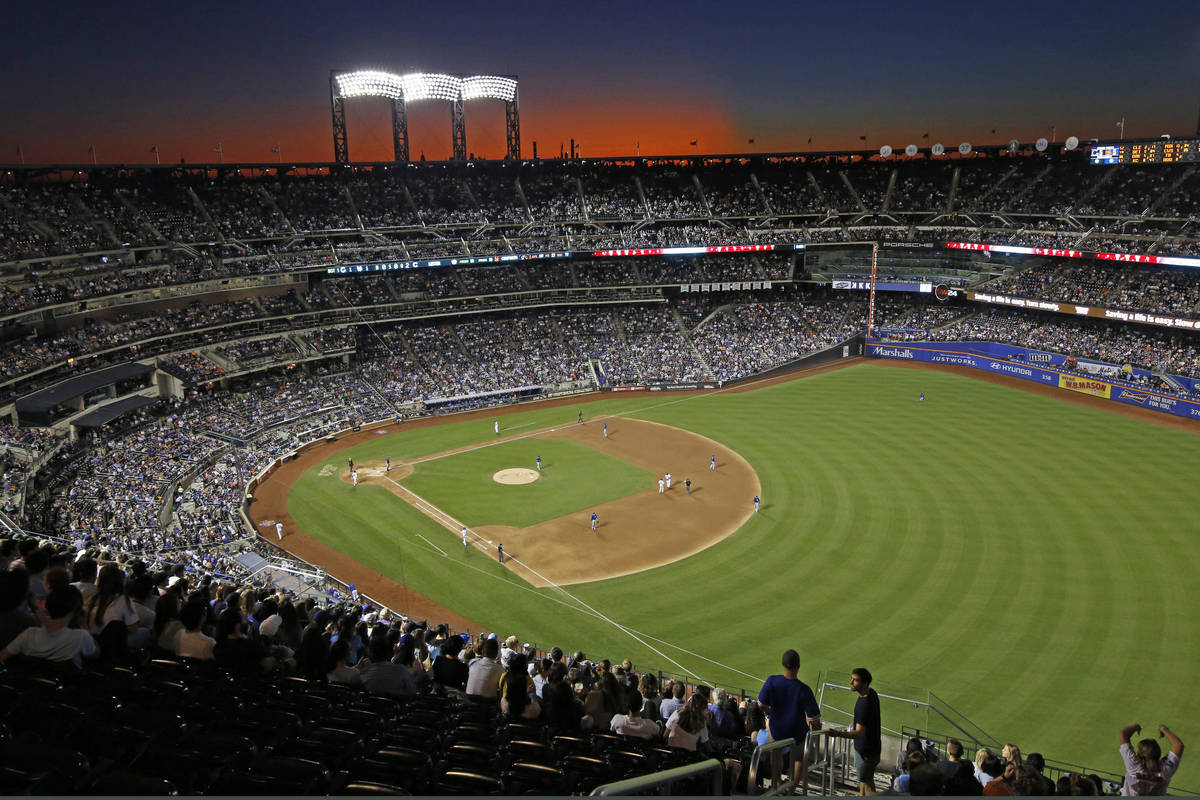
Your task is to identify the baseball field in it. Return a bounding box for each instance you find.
[254,361,1200,784]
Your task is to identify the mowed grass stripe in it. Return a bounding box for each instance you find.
[289,363,1200,784]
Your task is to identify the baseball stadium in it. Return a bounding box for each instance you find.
[2,57,1200,795]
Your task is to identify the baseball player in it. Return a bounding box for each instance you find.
[275,521,283,540]
[603,422,608,438]
[348,457,354,471]
[665,472,672,490]
[462,526,468,546]
[352,470,358,487]
[536,455,542,471]
[385,456,390,473]
[590,512,598,531]
[498,543,505,564]
[494,420,499,435]
[919,392,925,403]
[753,495,760,513]
[578,410,583,424]
[658,478,665,494]
[685,478,692,495]
[710,454,716,470]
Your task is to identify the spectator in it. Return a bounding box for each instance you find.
[757,648,822,747]
[465,636,504,699]
[827,667,882,795]
[500,652,541,720]
[660,680,686,720]
[665,693,711,752]
[175,598,216,660]
[611,689,661,739]
[326,638,364,687]
[1119,722,1183,795]
[357,631,416,698]
[0,584,94,667]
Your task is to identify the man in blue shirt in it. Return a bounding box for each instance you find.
[758,649,821,784]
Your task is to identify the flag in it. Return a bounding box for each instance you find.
[807,136,813,144]
[87,144,94,153]
[990,129,997,134]
[748,138,755,144]
[922,132,929,139]
[689,140,698,146]
[859,135,867,141]
[149,145,158,153]
[271,145,280,153]
[214,143,223,152]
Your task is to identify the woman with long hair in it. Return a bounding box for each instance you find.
[500,652,542,720]
[1119,723,1184,795]
[84,564,138,636]
[666,693,710,751]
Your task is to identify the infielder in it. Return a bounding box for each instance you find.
[578,410,583,424]
[685,478,692,495]
[275,521,283,540]
[710,454,716,470]
[665,472,672,490]
[494,420,499,434]
[385,456,390,473]
[753,495,760,513]
[591,512,598,531]
[462,527,468,546]
[536,455,542,471]
[603,422,608,438]
[352,470,358,487]
[658,478,665,494]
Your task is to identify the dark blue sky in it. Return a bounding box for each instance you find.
[3,0,1197,163]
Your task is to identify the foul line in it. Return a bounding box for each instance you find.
[415,534,446,556]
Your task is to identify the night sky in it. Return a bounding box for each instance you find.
[3,0,1198,165]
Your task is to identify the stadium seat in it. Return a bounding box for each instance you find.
[87,769,180,796]
[504,737,556,766]
[435,768,505,795]
[348,746,433,793]
[560,753,614,794]
[503,760,568,794]
[340,779,413,795]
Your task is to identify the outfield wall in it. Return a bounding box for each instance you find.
[866,341,1200,421]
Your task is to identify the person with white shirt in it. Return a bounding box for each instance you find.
[611,691,662,739]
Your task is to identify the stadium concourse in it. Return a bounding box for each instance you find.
[1,151,1199,793]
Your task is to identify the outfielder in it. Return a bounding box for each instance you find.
[753,495,760,513]
[536,455,542,471]
[494,420,499,434]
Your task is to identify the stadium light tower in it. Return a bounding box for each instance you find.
[330,69,520,163]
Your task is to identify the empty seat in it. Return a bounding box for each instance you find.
[503,761,567,795]
[87,769,180,796]
[436,768,505,795]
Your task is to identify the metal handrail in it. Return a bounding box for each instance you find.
[589,758,723,796]
[747,737,796,795]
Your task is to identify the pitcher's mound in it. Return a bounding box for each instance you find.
[493,468,540,485]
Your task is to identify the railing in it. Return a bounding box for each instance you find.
[746,737,796,795]
[590,758,724,796]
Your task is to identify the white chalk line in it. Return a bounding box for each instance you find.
[415,534,446,556]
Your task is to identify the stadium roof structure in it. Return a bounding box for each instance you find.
[329,69,520,164]
[70,394,159,429]
[15,362,155,419]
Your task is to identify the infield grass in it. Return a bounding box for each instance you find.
[288,363,1200,786]
[403,438,655,527]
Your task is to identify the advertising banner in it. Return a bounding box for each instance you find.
[1058,374,1112,398]
[867,341,1200,421]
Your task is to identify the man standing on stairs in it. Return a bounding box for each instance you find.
[827,668,882,795]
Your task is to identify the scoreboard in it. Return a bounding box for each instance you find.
[1089,139,1200,165]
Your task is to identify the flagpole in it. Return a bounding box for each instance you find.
[1117,117,1125,140]
[17,145,24,166]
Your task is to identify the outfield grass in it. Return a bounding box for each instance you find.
[402,437,655,527]
[288,363,1200,785]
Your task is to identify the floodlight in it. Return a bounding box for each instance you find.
[400,73,462,102]
[336,70,406,100]
[462,76,518,102]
